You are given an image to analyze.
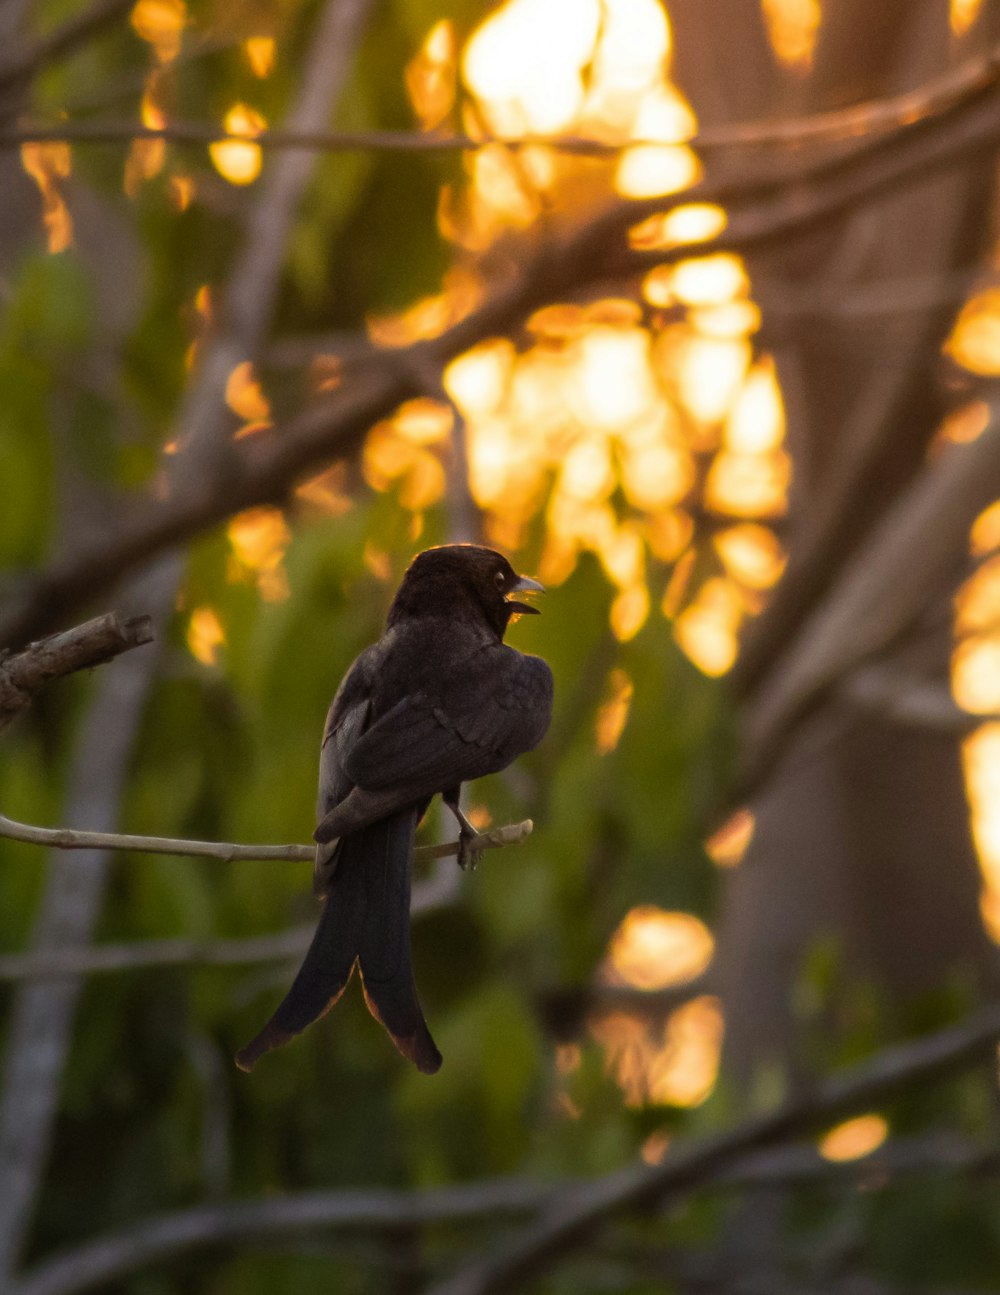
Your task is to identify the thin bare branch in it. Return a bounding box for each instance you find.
[5,39,1000,154]
[0,613,152,730]
[426,1004,1000,1295]
[0,811,532,867]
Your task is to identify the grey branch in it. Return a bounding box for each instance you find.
[0,613,153,732]
[427,1003,1000,1295]
[0,811,532,867]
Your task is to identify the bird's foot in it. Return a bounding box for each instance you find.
[456,827,485,871]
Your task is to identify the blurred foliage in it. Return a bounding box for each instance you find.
[1,0,999,1291]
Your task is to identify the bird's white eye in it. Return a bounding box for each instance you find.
[494,570,506,590]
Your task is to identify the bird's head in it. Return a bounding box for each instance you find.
[387,544,545,638]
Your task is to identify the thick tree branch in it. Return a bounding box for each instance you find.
[0,613,152,731]
[4,70,1000,654]
[426,1004,1000,1295]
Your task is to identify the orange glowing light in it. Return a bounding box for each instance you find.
[445,341,514,417]
[645,510,693,562]
[952,637,1000,714]
[725,359,785,453]
[395,398,453,445]
[705,449,791,519]
[367,270,482,347]
[124,84,167,194]
[244,35,276,77]
[131,0,186,63]
[295,465,353,516]
[705,807,755,868]
[595,668,634,754]
[761,0,821,70]
[21,141,74,254]
[671,254,749,307]
[972,500,1000,555]
[691,301,762,340]
[462,0,601,135]
[955,555,1000,636]
[591,996,723,1108]
[631,203,727,251]
[946,289,1000,375]
[225,361,270,422]
[210,104,266,185]
[714,524,786,591]
[951,0,985,36]
[169,174,195,210]
[963,723,1000,942]
[819,1114,889,1162]
[937,401,991,447]
[674,576,745,676]
[362,542,392,582]
[622,439,695,510]
[186,606,225,665]
[406,20,456,130]
[640,1130,671,1165]
[615,144,700,200]
[227,507,291,602]
[606,906,714,991]
[657,331,751,427]
[573,327,659,431]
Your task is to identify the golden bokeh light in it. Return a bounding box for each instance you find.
[961,723,1000,942]
[705,807,756,868]
[244,35,276,78]
[971,499,1000,555]
[591,995,724,1108]
[631,203,728,252]
[406,20,456,130]
[124,83,167,195]
[671,254,750,307]
[186,606,225,666]
[951,0,986,37]
[952,637,1000,714]
[606,906,714,990]
[945,288,1000,375]
[725,358,785,454]
[714,524,786,590]
[819,1114,889,1163]
[210,104,267,185]
[595,668,634,754]
[761,0,822,70]
[674,576,745,676]
[131,0,186,64]
[225,361,271,423]
[227,508,291,602]
[462,0,601,135]
[615,144,700,201]
[21,141,74,254]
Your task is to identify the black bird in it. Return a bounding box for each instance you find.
[236,544,553,1074]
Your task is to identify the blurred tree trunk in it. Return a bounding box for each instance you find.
[670,0,1000,1086]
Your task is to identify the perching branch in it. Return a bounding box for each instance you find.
[0,613,153,731]
[426,1003,1000,1295]
[0,811,533,866]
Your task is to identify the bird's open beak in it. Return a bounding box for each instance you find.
[506,574,545,615]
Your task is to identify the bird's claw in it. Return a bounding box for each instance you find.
[456,828,484,871]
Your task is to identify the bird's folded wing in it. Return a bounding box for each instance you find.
[344,649,551,792]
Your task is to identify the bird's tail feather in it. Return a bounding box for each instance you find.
[235,809,441,1075]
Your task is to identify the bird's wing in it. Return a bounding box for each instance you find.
[343,646,553,793]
